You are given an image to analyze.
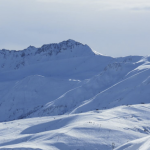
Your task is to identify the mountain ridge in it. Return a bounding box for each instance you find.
[0,39,97,72]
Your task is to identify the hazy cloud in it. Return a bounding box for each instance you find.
[0,0,150,56]
[131,6,150,11]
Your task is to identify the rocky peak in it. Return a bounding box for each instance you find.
[35,39,83,54]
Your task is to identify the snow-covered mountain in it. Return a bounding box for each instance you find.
[0,39,115,122]
[1,39,150,149]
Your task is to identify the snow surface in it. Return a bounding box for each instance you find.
[1,39,150,149]
[1,104,150,150]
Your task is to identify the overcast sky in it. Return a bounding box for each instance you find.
[0,0,150,56]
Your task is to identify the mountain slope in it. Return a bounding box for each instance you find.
[71,61,150,114]
[115,135,150,150]
[29,56,150,117]
[1,104,150,150]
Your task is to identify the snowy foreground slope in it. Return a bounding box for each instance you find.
[1,104,150,150]
[1,39,150,149]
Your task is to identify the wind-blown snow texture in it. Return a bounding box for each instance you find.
[0,39,150,149]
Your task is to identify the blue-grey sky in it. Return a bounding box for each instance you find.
[0,0,150,56]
